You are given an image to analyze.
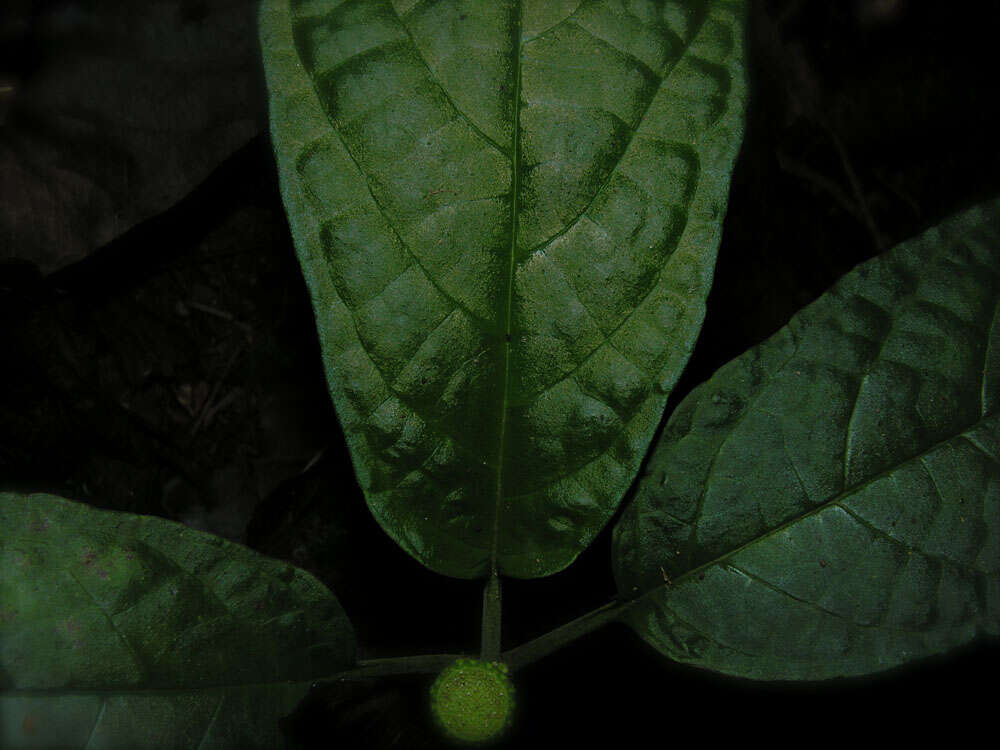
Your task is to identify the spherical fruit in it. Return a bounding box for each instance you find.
[429,658,515,743]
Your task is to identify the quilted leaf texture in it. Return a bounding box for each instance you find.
[260,0,747,578]
[0,493,355,749]
[613,199,1000,679]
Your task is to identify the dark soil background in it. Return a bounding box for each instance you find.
[2,1,999,747]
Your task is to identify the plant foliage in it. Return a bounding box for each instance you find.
[0,493,355,749]
[613,198,1000,679]
[260,0,748,578]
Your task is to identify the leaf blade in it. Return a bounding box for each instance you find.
[0,493,355,749]
[613,198,1000,679]
[0,0,264,274]
[261,0,747,578]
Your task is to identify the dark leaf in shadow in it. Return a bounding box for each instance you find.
[0,0,264,274]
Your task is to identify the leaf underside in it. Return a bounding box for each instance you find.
[613,198,1000,680]
[260,0,747,578]
[0,493,355,749]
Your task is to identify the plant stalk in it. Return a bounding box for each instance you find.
[312,597,626,686]
[501,599,624,672]
[312,654,464,684]
[480,570,502,662]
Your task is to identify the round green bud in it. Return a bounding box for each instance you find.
[429,658,515,743]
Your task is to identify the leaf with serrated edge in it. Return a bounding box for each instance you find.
[0,493,355,749]
[613,198,1000,679]
[260,0,747,578]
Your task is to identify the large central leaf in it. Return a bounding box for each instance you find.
[260,0,747,578]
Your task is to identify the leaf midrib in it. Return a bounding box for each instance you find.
[490,5,712,572]
[492,2,523,575]
[2,679,314,697]
[290,1,713,574]
[630,233,1000,601]
[635,409,999,605]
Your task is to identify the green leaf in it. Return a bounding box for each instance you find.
[612,198,1000,679]
[259,0,747,578]
[0,0,264,274]
[0,493,355,749]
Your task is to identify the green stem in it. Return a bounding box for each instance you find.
[500,600,625,672]
[313,598,627,686]
[480,571,502,662]
[312,654,463,684]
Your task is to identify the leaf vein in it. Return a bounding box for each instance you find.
[686,342,802,540]
[725,564,928,634]
[65,568,146,682]
[981,294,1000,416]
[81,695,107,750]
[518,12,714,259]
[195,692,226,750]
[652,414,1000,602]
[834,501,991,575]
[388,4,510,157]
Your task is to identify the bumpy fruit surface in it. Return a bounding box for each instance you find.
[429,658,515,743]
